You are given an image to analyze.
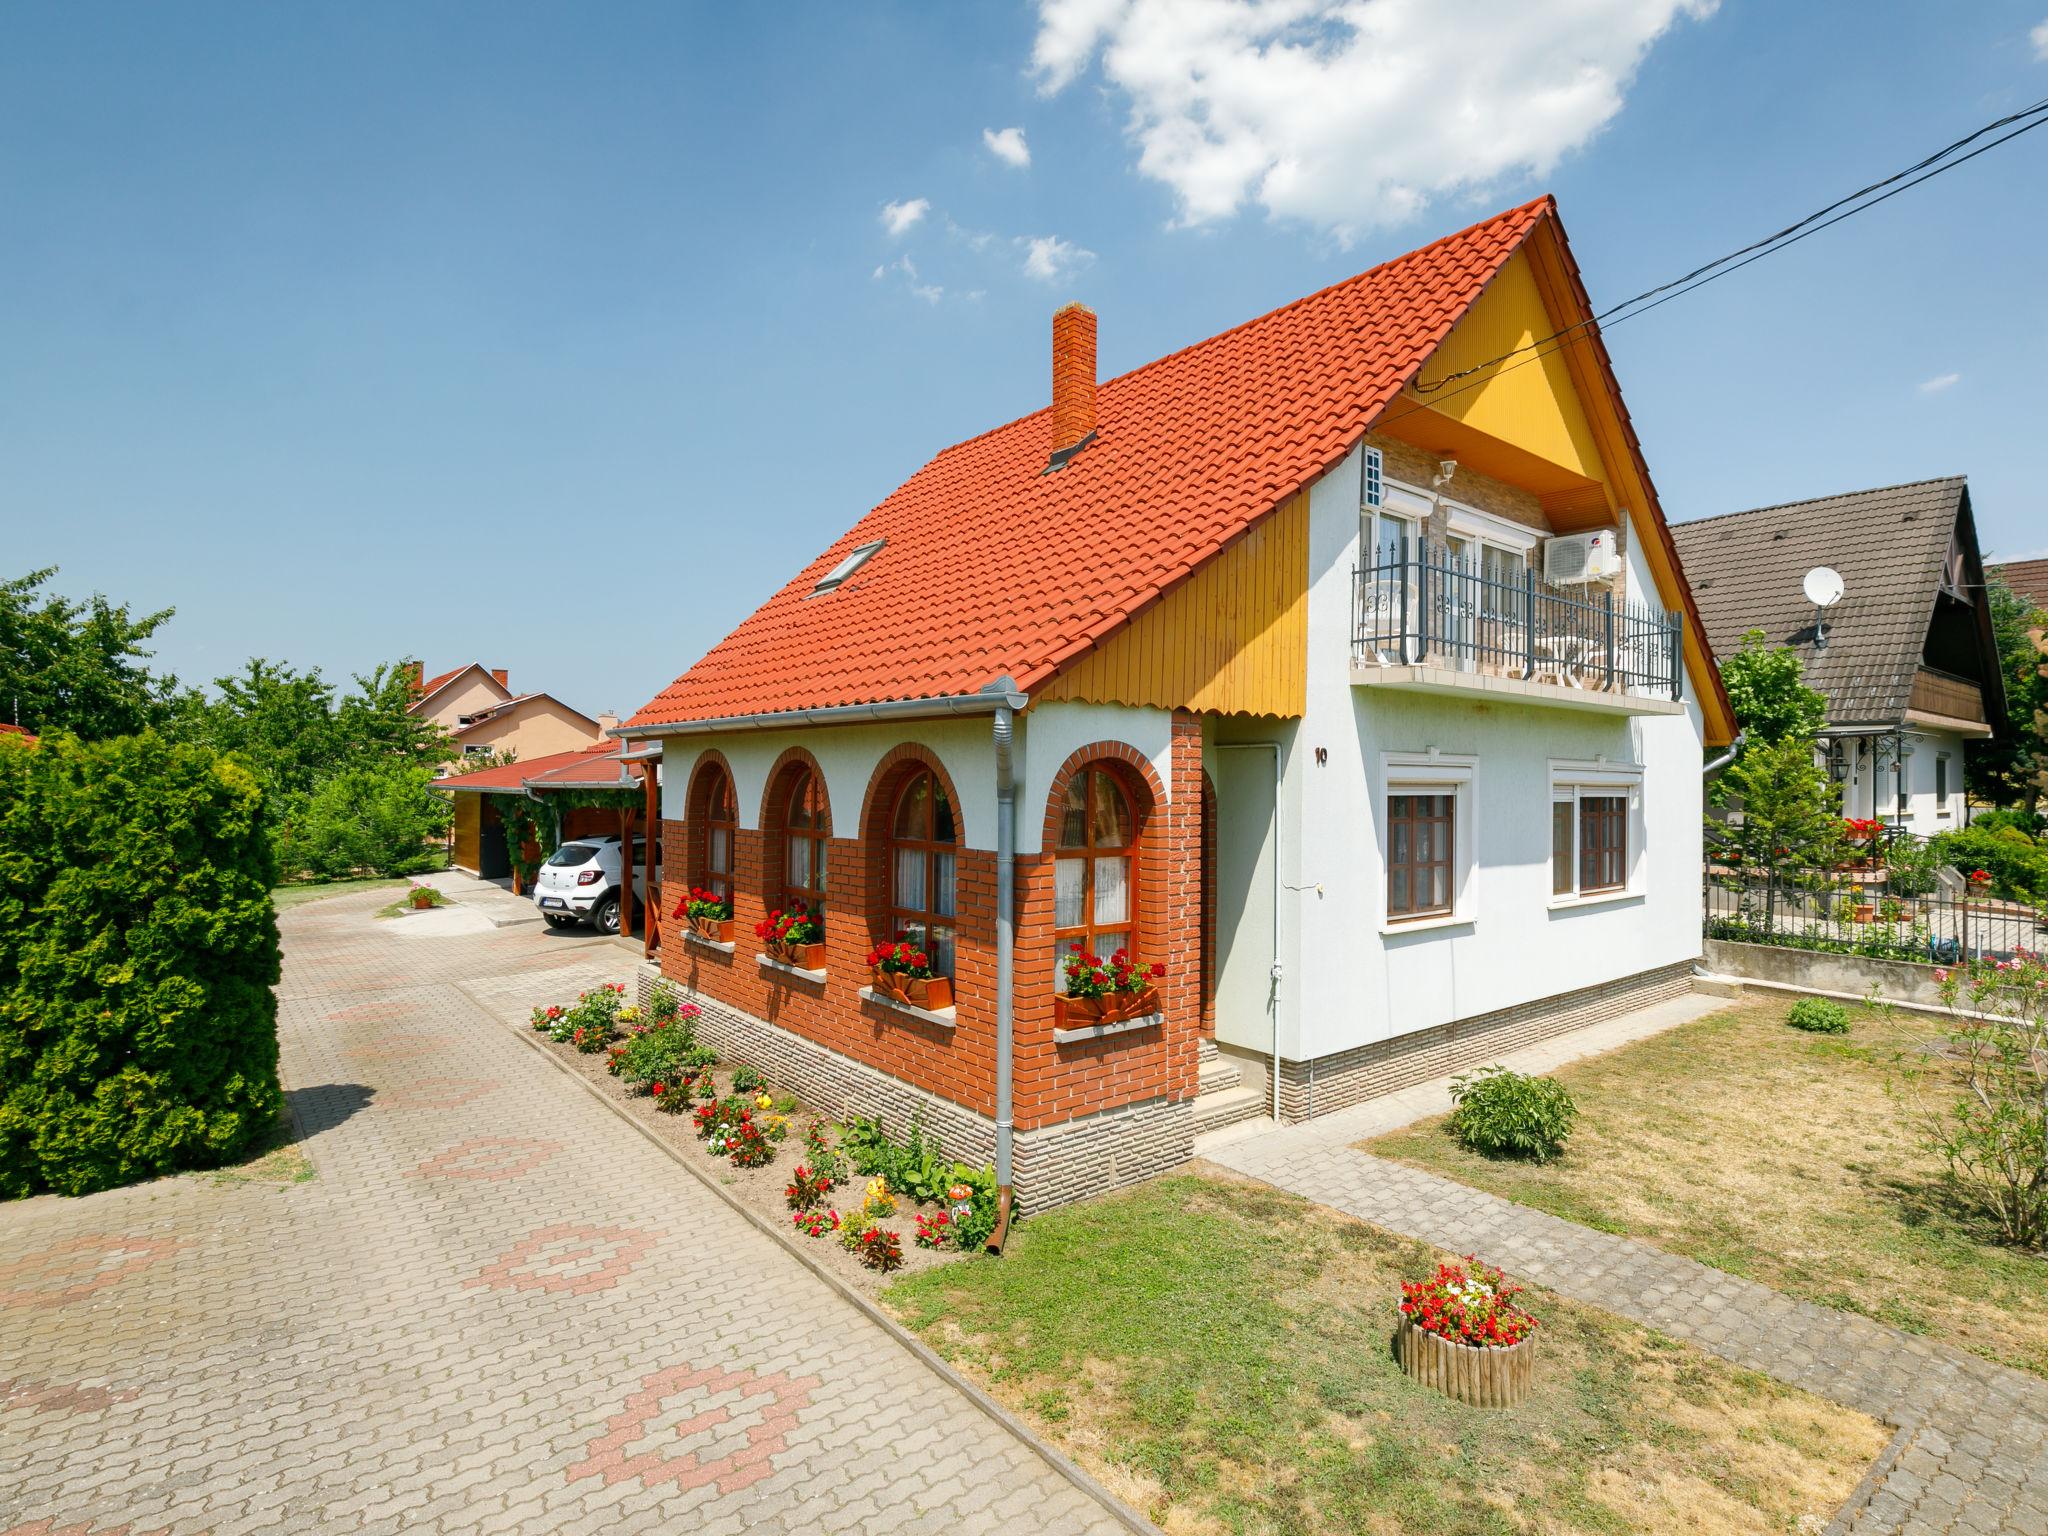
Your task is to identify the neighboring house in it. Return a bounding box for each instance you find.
[0,724,36,746]
[1673,478,2008,838]
[1990,557,2048,651]
[405,661,613,763]
[618,195,1734,1214]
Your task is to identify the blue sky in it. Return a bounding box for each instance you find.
[3,1,2044,718]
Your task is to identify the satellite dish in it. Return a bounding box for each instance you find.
[1803,566,1844,608]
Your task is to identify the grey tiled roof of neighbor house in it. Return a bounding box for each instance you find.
[1670,477,1967,727]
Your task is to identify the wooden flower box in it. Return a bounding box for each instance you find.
[869,968,953,1012]
[766,939,826,970]
[1395,1317,1534,1408]
[691,915,734,944]
[1054,987,1161,1028]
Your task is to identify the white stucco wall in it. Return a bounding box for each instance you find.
[1246,441,1706,1067]
[652,700,1175,858]
[1834,727,1968,838]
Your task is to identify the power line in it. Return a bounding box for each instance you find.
[1408,95,2048,400]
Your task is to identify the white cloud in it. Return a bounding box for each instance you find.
[912,283,945,304]
[880,197,931,237]
[1918,372,1962,395]
[1031,0,1718,242]
[983,126,1033,168]
[2032,18,2048,59]
[1020,234,1095,281]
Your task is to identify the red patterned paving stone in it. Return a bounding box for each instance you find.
[563,1362,818,1497]
[374,1076,497,1110]
[0,1237,185,1311]
[413,1136,565,1182]
[345,1032,447,1061]
[325,1001,408,1023]
[465,1223,657,1295]
[0,1376,140,1417]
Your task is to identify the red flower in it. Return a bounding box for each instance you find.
[1149,961,1166,979]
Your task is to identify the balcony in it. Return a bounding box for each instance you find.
[1351,539,1685,718]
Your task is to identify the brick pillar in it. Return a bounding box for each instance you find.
[1163,711,1205,1103]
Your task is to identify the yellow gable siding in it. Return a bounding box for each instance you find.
[1035,490,1308,716]
[1418,250,1608,485]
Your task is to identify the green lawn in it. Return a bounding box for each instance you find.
[1366,999,2048,1379]
[271,875,409,911]
[887,1174,1881,1536]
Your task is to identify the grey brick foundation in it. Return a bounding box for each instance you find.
[1277,960,1694,1122]
[636,962,1194,1211]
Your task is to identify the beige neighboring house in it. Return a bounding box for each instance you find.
[406,662,614,765]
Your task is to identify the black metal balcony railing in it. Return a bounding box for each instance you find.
[1352,538,1682,699]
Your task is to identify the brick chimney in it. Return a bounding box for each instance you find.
[1048,303,1097,469]
[489,668,509,689]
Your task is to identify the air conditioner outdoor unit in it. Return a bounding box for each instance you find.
[1543,528,1622,584]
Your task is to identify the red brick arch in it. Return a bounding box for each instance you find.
[1038,741,1167,983]
[1039,740,1165,853]
[759,745,832,917]
[681,748,738,895]
[858,742,968,846]
[860,743,970,958]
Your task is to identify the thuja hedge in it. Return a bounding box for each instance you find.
[0,731,284,1198]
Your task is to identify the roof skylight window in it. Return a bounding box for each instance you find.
[813,539,885,593]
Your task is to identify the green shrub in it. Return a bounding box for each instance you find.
[1968,808,2043,841]
[1929,826,2048,903]
[1786,996,1851,1034]
[274,760,449,881]
[1447,1066,1577,1163]
[0,731,284,1198]
[611,1022,713,1090]
[840,1111,1001,1245]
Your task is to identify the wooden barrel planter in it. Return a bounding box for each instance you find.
[1395,1318,1534,1408]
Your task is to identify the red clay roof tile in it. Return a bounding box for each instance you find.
[627,196,1552,729]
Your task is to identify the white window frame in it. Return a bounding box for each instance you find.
[1378,751,1477,935]
[1360,445,1384,510]
[1936,751,1953,820]
[812,538,885,594]
[1548,759,1645,909]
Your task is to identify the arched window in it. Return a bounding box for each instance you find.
[1054,766,1137,990]
[782,767,828,914]
[699,765,736,903]
[887,768,957,978]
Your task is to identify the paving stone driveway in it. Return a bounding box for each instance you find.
[1209,1132,2048,1535]
[0,886,1126,1536]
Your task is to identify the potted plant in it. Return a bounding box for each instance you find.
[1395,1257,1538,1407]
[1055,946,1164,1027]
[867,937,952,1011]
[674,887,733,944]
[757,901,825,969]
[408,885,439,911]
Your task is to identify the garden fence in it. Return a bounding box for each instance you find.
[1703,860,2046,966]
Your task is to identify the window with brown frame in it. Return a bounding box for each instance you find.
[1578,794,1627,894]
[887,768,957,978]
[699,766,736,903]
[781,767,828,915]
[1053,766,1139,990]
[1386,791,1455,920]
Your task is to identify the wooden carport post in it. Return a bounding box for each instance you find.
[618,801,634,940]
[639,759,660,959]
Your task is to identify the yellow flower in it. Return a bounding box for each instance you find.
[755,1093,773,1110]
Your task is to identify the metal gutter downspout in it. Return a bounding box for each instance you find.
[1702,729,1746,777]
[987,684,1018,1254]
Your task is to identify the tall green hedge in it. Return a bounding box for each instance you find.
[0,731,283,1198]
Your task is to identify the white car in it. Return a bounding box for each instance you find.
[532,834,647,935]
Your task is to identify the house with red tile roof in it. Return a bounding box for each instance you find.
[619,195,1734,1220]
[404,661,612,765]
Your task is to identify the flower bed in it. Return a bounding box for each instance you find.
[1396,1258,1538,1407]
[517,977,997,1293]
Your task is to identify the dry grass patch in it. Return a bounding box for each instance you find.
[1366,999,2048,1376]
[887,1172,1882,1535]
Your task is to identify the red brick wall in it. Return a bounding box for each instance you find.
[658,725,1204,1133]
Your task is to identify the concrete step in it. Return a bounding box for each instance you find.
[1692,972,1743,999]
[1197,1036,1219,1065]
[1197,1055,1242,1094]
[1192,1109,1277,1157]
[1190,1084,1263,1143]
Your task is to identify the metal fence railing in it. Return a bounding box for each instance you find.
[1352,537,1681,698]
[1704,860,2047,965]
